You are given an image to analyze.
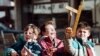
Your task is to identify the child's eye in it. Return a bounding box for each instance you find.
[83,31,86,33]
[33,32,35,34]
[24,32,27,34]
[29,32,33,34]
[79,30,86,33]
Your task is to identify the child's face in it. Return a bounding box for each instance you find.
[45,24,56,39]
[24,28,37,42]
[76,28,90,41]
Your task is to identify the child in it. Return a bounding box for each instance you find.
[4,24,42,56]
[39,21,64,56]
[64,22,96,56]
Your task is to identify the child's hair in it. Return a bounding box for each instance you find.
[24,24,40,36]
[77,21,91,32]
[40,20,54,35]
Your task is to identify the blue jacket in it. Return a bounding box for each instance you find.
[65,37,96,56]
[3,35,42,56]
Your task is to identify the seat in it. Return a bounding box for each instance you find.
[3,33,16,48]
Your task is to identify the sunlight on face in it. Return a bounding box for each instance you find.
[76,28,90,41]
[45,24,56,39]
[24,28,37,42]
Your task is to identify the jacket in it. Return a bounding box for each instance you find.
[39,36,64,56]
[65,37,96,56]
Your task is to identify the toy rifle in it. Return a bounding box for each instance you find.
[72,0,84,37]
[66,0,84,37]
[22,35,35,56]
[24,43,33,56]
[64,0,84,52]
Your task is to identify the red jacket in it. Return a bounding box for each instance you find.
[39,36,64,56]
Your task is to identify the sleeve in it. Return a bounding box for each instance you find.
[31,42,42,56]
[3,48,16,56]
[64,38,77,55]
[35,43,42,54]
[10,41,25,55]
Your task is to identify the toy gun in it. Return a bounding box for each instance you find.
[22,36,34,56]
[64,0,84,52]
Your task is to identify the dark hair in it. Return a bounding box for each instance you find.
[77,21,91,32]
[40,21,54,35]
[24,24,40,36]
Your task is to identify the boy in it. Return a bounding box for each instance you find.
[64,22,96,56]
[4,24,42,56]
[39,21,64,56]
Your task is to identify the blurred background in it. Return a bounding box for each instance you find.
[0,0,100,56]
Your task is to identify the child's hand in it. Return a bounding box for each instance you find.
[52,48,57,52]
[65,27,73,38]
[21,47,28,56]
[21,47,31,56]
[11,50,19,56]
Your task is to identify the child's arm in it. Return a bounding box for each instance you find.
[64,27,76,55]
